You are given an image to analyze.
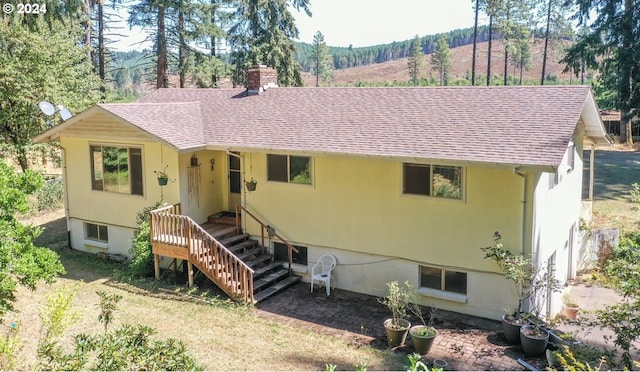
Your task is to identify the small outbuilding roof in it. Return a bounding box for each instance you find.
[34,85,609,170]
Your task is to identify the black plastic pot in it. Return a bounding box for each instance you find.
[520,324,549,357]
[502,314,528,344]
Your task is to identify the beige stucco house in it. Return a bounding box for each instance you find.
[34,65,610,319]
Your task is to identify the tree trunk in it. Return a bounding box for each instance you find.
[178,5,186,88]
[85,0,92,61]
[540,0,552,85]
[503,47,509,86]
[471,0,479,86]
[619,0,633,144]
[156,5,169,89]
[210,1,218,87]
[487,16,493,86]
[98,0,106,99]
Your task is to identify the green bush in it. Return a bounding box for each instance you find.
[128,202,160,278]
[32,177,64,212]
[38,290,202,371]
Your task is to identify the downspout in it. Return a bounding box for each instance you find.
[514,167,528,313]
[514,168,527,256]
[61,146,72,249]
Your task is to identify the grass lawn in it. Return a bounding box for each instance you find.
[6,209,406,371]
[586,145,640,231]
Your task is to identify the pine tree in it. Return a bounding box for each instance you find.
[564,0,638,143]
[312,31,333,87]
[0,17,101,170]
[407,35,423,86]
[471,0,480,85]
[128,0,171,89]
[431,35,452,86]
[228,0,311,87]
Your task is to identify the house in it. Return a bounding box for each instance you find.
[33,65,610,320]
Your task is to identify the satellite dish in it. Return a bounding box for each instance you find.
[38,101,55,116]
[58,105,72,120]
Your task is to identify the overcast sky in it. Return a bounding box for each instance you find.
[112,0,483,51]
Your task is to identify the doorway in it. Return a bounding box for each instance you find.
[228,153,241,211]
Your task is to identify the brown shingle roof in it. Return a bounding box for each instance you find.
[34,85,606,169]
[134,85,597,168]
[98,102,204,150]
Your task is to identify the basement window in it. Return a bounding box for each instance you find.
[85,222,109,243]
[420,265,467,295]
[274,242,308,265]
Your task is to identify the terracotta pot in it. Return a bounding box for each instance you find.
[409,325,437,355]
[563,304,580,319]
[384,318,411,347]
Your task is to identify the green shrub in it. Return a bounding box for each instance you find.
[38,290,202,371]
[32,177,64,212]
[630,183,640,203]
[128,202,160,278]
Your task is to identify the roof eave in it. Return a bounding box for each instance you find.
[582,90,613,146]
[205,145,557,173]
[32,105,182,152]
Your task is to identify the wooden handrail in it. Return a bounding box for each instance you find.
[150,204,255,303]
[235,204,298,275]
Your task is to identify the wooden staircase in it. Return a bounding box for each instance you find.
[150,204,300,303]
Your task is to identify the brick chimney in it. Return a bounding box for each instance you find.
[247,64,278,95]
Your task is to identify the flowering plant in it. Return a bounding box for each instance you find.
[481,232,562,328]
[481,232,533,320]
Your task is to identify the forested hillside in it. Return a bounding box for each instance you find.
[296,26,491,71]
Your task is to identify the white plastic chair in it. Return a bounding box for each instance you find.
[310,254,336,295]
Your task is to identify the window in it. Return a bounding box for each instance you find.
[267,154,312,184]
[86,222,108,243]
[403,163,462,199]
[229,154,241,193]
[274,242,308,265]
[567,142,575,173]
[91,145,143,195]
[548,171,559,190]
[420,266,467,295]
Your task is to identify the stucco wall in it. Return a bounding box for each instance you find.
[240,153,529,319]
[61,137,181,254]
[178,150,226,224]
[530,134,585,317]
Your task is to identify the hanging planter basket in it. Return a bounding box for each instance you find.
[245,178,257,192]
[157,176,169,186]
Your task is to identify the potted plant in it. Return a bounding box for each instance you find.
[378,281,412,347]
[519,261,563,357]
[481,231,533,344]
[154,169,169,186]
[245,177,257,191]
[562,293,580,320]
[409,303,437,355]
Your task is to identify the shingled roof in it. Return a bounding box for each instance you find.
[35,85,608,169]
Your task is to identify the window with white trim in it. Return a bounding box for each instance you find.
[90,145,143,195]
[85,222,108,243]
[267,154,312,185]
[420,265,467,295]
[403,163,463,199]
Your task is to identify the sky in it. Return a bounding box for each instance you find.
[112,0,483,51]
